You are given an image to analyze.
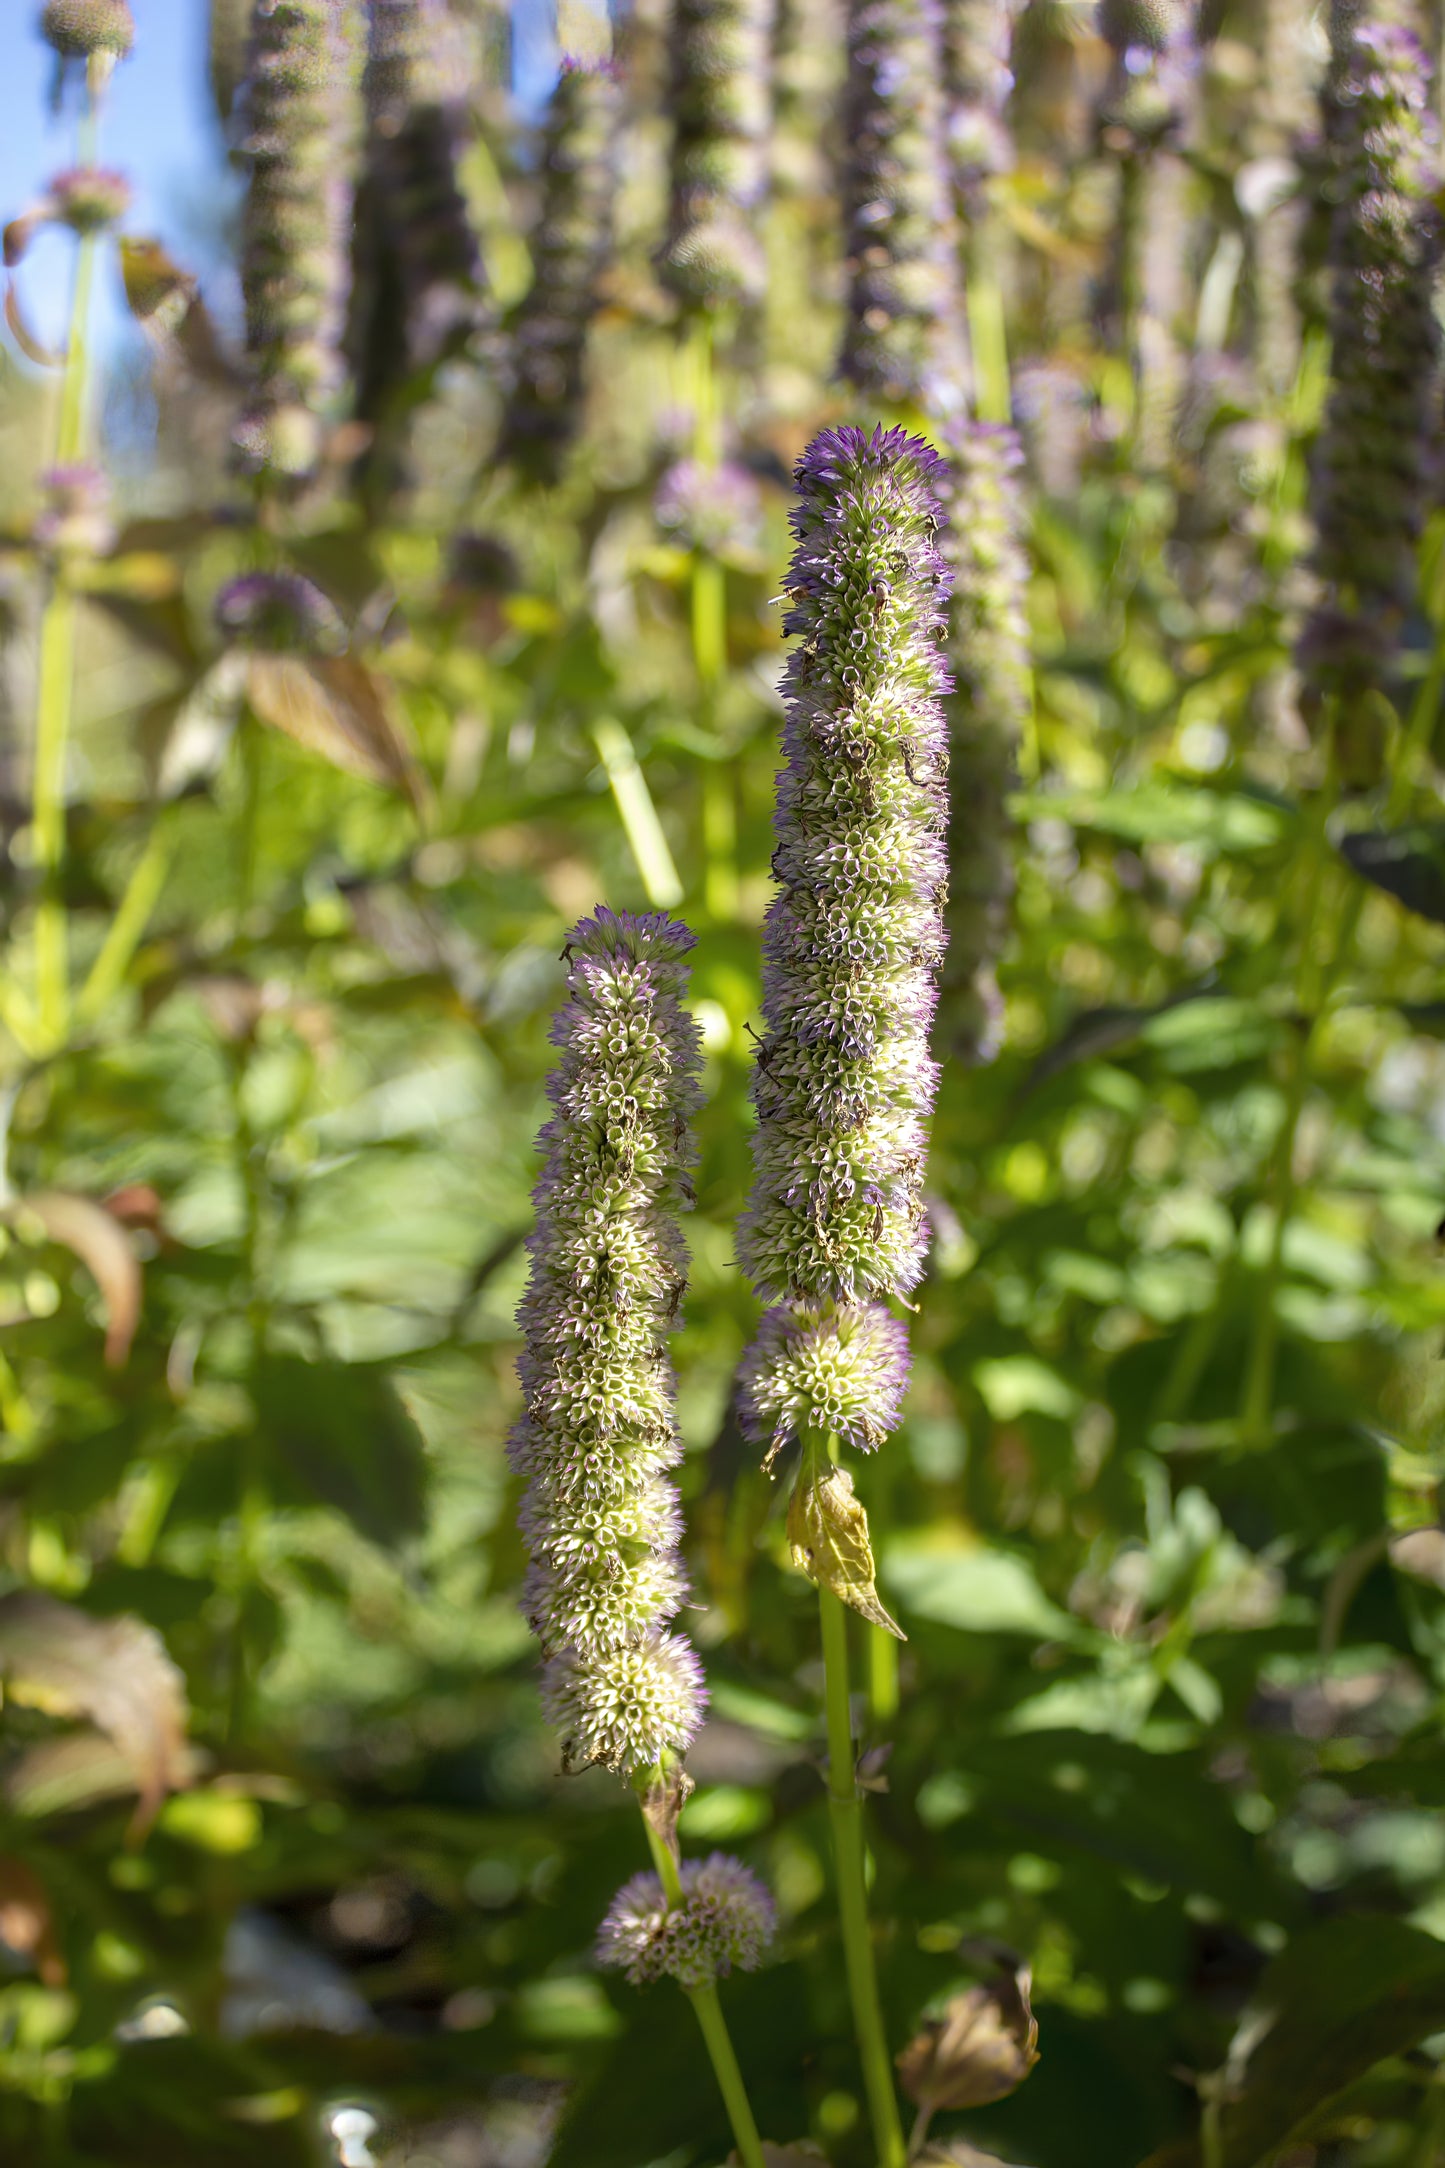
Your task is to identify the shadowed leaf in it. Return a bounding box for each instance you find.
[1337,824,1445,923]
[897,1966,1041,2113]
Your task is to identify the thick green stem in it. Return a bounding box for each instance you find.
[815,1442,906,2168]
[636,1793,766,2168]
[965,226,1011,427]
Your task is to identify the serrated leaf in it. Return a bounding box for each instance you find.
[786,1460,905,1639]
[0,1594,189,1826]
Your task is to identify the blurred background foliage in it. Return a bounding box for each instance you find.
[3,1,1445,2164]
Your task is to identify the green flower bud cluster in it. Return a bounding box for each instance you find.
[40,0,133,59]
[938,422,1029,1064]
[659,0,773,311]
[511,909,708,1777]
[499,61,620,485]
[235,0,364,479]
[840,0,961,407]
[739,426,952,1460]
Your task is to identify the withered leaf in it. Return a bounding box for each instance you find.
[896,1967,1041,2113]
[639,1758,694,1869]
[787,1459,906,1640]
[0,1593,189,1829]
[17,1189,143,1367]
[0,1855,65,1985]
[245,653,423,806]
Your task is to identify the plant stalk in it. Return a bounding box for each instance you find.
[637,1795,767,2168]
[816,1438,906,2168]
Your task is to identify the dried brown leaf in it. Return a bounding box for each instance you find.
[0,1855,65,1984]
[5,280,61,368]
[638,1759,694,1870]
[245,653,422,805]
[19,1189,142,1367]
[787,1459,906,1639]
[0,1593,189,1828]
[897,1968,1041,2113]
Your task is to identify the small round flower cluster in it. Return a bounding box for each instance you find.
[32,466,114,560]
[1096,0,1196,147]
[655,459,765,564]
[499,61,619,485]
[40,0,134,60]
[362,0,484,370]
[512,909,708,1775]
[940,0,1022,217]
[659,0,773,311]
[50,166,132,236]
[596,1853,775,1991]
[235,0,363,480]
[738,426,951,1462]
[840,0,962,409]
[938,422,1029,1065]
[214,571,346,654]
[1300,16,1442,779]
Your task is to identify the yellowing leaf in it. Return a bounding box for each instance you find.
[787,1460,905,1640]
[0,1594,189,1829]
[245,654,422,805]
[18,1189,142,1368]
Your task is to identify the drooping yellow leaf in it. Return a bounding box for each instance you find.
[786,1460,906,1640]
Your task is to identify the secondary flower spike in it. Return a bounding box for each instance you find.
[938,421,1029,1064]
[1299,12,1443,783]
[739,426,951,1461]
[510,908,707,1775]
[235,0,363,480]
[499,59,620,485]
[659,0,774,311]
[597,1853,776,1990]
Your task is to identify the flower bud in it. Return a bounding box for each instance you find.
[40,0,133,58]
[498,60,619,485]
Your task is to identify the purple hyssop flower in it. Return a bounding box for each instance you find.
[596,1852,776,1990]
[511,908,708,1774]
[738,425,952,1461]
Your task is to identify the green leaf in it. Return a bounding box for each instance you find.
[252,1354,427,1547]
[882,1540,1078,1640]
[1338,823,1445,923]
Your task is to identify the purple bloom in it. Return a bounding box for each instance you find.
[938,421,1029,1064]
[655,458,765,562]
[840,0,963,408]
[32,465,114,559]
[596,1852,776,1989]
[499,60,619,485]
[512,909,708,1775]
[738,427,951,1457]
[659,0,773,312]
[214,571,345,653]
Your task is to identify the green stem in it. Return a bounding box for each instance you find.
[965,226,1011,427]
[636,1794,766,2168]
[815,1442,906,2168]
[33,583,76,1048]
[74,815,175,1028]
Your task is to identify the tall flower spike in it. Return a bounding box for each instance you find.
[940,0,1022,222]
[840,0,963,410]
[498,60,620,486]
[938,422,1029,1064]
[738,426,951,1461]
[361,0,484,369]
[235,0,363,480]
[511,908,708,1776]
[658,0,774,313]
[1299,11,1443,784]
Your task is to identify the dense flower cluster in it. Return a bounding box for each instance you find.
[214,571,345,654]
[840,0,961,407]
[511,909,707,1775]
[499,61,619,485]
[1300,14,1443,776]
[940,0,1021,216]
[235,0,362,479]
[938,422,1029,1064]
[40,0,134,59]
[597,1854,776,1990]
[361,0,483,371]
[738,426,951,1458]
[655,458,765,563]
[659,0,773,310]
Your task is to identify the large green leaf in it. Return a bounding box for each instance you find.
[252,1354,428,1547]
